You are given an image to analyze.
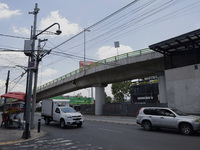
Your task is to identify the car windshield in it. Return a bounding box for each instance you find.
[61,107,76,113]
[171,108,188,116]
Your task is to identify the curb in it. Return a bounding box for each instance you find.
[85,118,136,126]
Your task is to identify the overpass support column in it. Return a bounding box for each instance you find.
[95,84,107,115]
[158,73,167,103]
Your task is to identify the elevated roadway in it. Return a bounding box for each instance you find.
[36,49,164,101]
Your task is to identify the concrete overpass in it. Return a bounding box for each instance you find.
[36,48,166,114]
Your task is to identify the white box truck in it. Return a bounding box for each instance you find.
[41,99,84,128]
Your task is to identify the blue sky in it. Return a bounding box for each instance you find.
[0,0,200,98]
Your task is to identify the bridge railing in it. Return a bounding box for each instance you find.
[37,48,153,90]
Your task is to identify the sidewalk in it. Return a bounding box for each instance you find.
[0,112,136,145]
[0,128,46,145]
[0,112,46,145]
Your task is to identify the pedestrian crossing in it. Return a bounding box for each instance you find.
[0,137,105,150]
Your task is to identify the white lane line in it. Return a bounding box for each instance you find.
[98,128,122,133]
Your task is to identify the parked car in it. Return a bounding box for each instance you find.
[136,107,200,135]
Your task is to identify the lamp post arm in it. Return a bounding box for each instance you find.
[33,23,61,39]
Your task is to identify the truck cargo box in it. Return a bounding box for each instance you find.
[41,99,70,117]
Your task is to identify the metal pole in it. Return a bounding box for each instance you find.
[83,29,86,74]
[38,119,41,133]
[91,87,94,104]
[31,38,47,129]
[30,41,39,129]
[83,29,90,74]
[117,48,119,60]
[24,26,33,121]
[23,3,39,139]
[3,70,10,113]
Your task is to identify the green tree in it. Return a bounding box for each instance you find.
[105,93,112,104]
[111,80,131,103]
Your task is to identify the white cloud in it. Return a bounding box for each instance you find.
[12,26,30,35]
[0,52,27,66]
[97,44,134,60]
[39,10,81,37]
[0,3,21,19]
[39,68,58,77]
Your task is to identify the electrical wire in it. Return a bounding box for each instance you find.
[42,0,200,76]
[49,0,140,51]
[0,33,29,40]
[8,71,27,92]
[39,0,180,71]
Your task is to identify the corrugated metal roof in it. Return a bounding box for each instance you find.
[149,28,200,55]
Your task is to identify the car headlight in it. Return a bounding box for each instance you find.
[66,116,72,118]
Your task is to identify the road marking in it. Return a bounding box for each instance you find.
[98,128,122,133]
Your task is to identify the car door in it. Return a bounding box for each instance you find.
[159,109,177,128]
[53,108,60,122]
[149,109,161,127]
[143,109,160,127]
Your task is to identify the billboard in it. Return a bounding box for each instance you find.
[79,61,95,69]
[70,97,92,105]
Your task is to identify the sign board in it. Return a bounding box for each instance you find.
[114,41,120,48]
[79,61,95,68]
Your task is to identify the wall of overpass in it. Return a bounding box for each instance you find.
[36,50,164,101]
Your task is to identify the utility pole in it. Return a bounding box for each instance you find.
[24,26,33,121]
[3,70,10,113]
[23,3,39,139]
[30,39,47,129]
[30,42,39,129]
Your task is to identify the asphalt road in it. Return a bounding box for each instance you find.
[0,115,200,150]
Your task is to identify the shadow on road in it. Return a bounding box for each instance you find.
[137,127,200,136]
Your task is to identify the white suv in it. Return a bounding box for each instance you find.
[136,107,200,135]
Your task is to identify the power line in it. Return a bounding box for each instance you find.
[50,0,140,51]
[41,0,179,70]
[85,0,176,50]
[0,33,29,40]
[0,49,24,52]
[9,71,27,92]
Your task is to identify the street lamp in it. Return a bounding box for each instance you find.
[83,28,90,74]
[23,3,62,139]
[33,23,62,39]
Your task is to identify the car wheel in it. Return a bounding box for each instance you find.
[142,120,152,131]
[77,123,82,128]
[45,118,50,125]
[60,119,65,129]
[179,123,193,135]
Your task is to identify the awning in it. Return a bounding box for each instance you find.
[1,92,26,101]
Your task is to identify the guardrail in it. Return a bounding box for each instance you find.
[37,48,153,90]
